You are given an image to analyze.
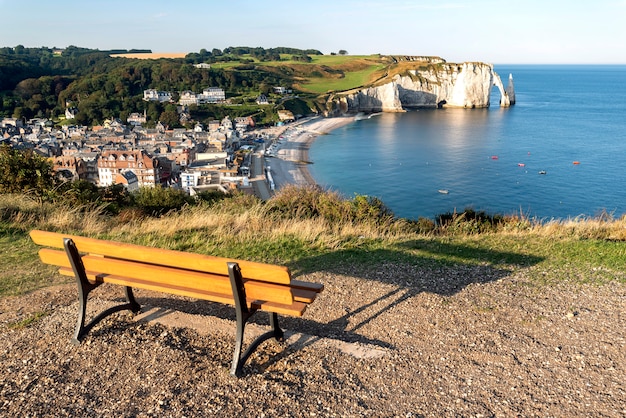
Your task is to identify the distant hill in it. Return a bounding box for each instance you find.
[0,45,450,126]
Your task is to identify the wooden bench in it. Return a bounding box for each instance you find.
[29,230,323,377]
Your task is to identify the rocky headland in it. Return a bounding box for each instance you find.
[330,58,515,113]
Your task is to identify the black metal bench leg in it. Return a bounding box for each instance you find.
[65,238,101,345]
[231,311,285,377]
[228,262,286,377]
[72,272,91,345]
[124,286,141,313]
[64,238,142,345]
[230,307,254,377]
[269,312,284,341]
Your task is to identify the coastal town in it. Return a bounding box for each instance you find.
[0,86,309,200]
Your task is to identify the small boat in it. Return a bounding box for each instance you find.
[573,161,580,165]
[538,170,547,175]
[438,189,449,194]
[491,155,499,160]
[517,163,525,167]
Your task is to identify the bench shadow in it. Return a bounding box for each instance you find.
[281,238,544,343]
[97,239,543,373]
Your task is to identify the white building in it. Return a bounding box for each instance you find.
[127,112,147,126]
[201,87,225,103]
[179,91,199,106]
[180,171,201,193]
[143,89,172,102]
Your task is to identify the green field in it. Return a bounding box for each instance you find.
[299,63,386,93]
[209,54,389,93]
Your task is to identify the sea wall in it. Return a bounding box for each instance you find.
[334,62,513,113]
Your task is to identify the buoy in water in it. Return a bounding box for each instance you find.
[573,161,580,165]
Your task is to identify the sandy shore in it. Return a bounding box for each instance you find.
[266,116,356,189]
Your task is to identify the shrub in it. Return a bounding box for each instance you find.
[196,190,230,205]
[264,185,396,226]
[0,145,55,200]
[436,208,507,234]
[132,187,195,216]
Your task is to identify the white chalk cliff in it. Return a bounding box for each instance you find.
[335,61,514,113]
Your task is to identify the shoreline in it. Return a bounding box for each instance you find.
[268,115,356,189]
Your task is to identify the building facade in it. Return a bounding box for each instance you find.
[97,150,159,187]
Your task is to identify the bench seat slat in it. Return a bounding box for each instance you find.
[40,248,293,305]
[250,300,308,317]
[30,230,291,285]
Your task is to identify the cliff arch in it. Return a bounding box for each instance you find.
[492,72,516,108]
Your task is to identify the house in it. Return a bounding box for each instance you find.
[127,111,147,126]
[256,94,269,105]
[221,116,233,131]
[194,63,211,69]
[53,155,87,182]
[168,146,196,168]
[180,170,201,193]
[234,116,254,131]
[207,120,221,132]
[97,149,160,187]
[143,89,172,103]
[201,87,225,103]
[0,118,23,128]
[273,86,291,95]
[115,170,139,192]
[179,91,198,106]
[65,107,79,120]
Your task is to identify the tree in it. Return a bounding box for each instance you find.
[159,109,180,128]
[338,50,348,55]
[0,145,55,198]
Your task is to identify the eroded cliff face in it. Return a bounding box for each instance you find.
[334,62,513,113]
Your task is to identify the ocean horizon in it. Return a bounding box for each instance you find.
[308,65,626,221]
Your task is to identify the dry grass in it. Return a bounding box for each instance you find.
[3,191,626,246]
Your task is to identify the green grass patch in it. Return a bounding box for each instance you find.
[0,223,67,297]
[301,63,387,93]
[8,311,48,329]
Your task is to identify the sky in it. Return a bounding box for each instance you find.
[2,0,625,64]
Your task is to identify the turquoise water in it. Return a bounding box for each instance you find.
[309,65,626,220]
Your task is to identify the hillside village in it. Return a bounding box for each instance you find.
[0,87,298,197]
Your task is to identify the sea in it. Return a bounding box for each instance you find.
[308,65,626,221]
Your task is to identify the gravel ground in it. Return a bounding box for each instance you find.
[1,262,624,417]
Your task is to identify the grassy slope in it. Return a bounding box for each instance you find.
[1,194,625,297]
[210,54,391,94]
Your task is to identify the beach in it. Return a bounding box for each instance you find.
[264,116,356,190]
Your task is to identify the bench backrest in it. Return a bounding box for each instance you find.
[30,230,300,309]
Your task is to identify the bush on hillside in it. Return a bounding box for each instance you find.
[132,187,195,216]
[436,208,507,234]
[0,145,56,200]
[264,185,395,226]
